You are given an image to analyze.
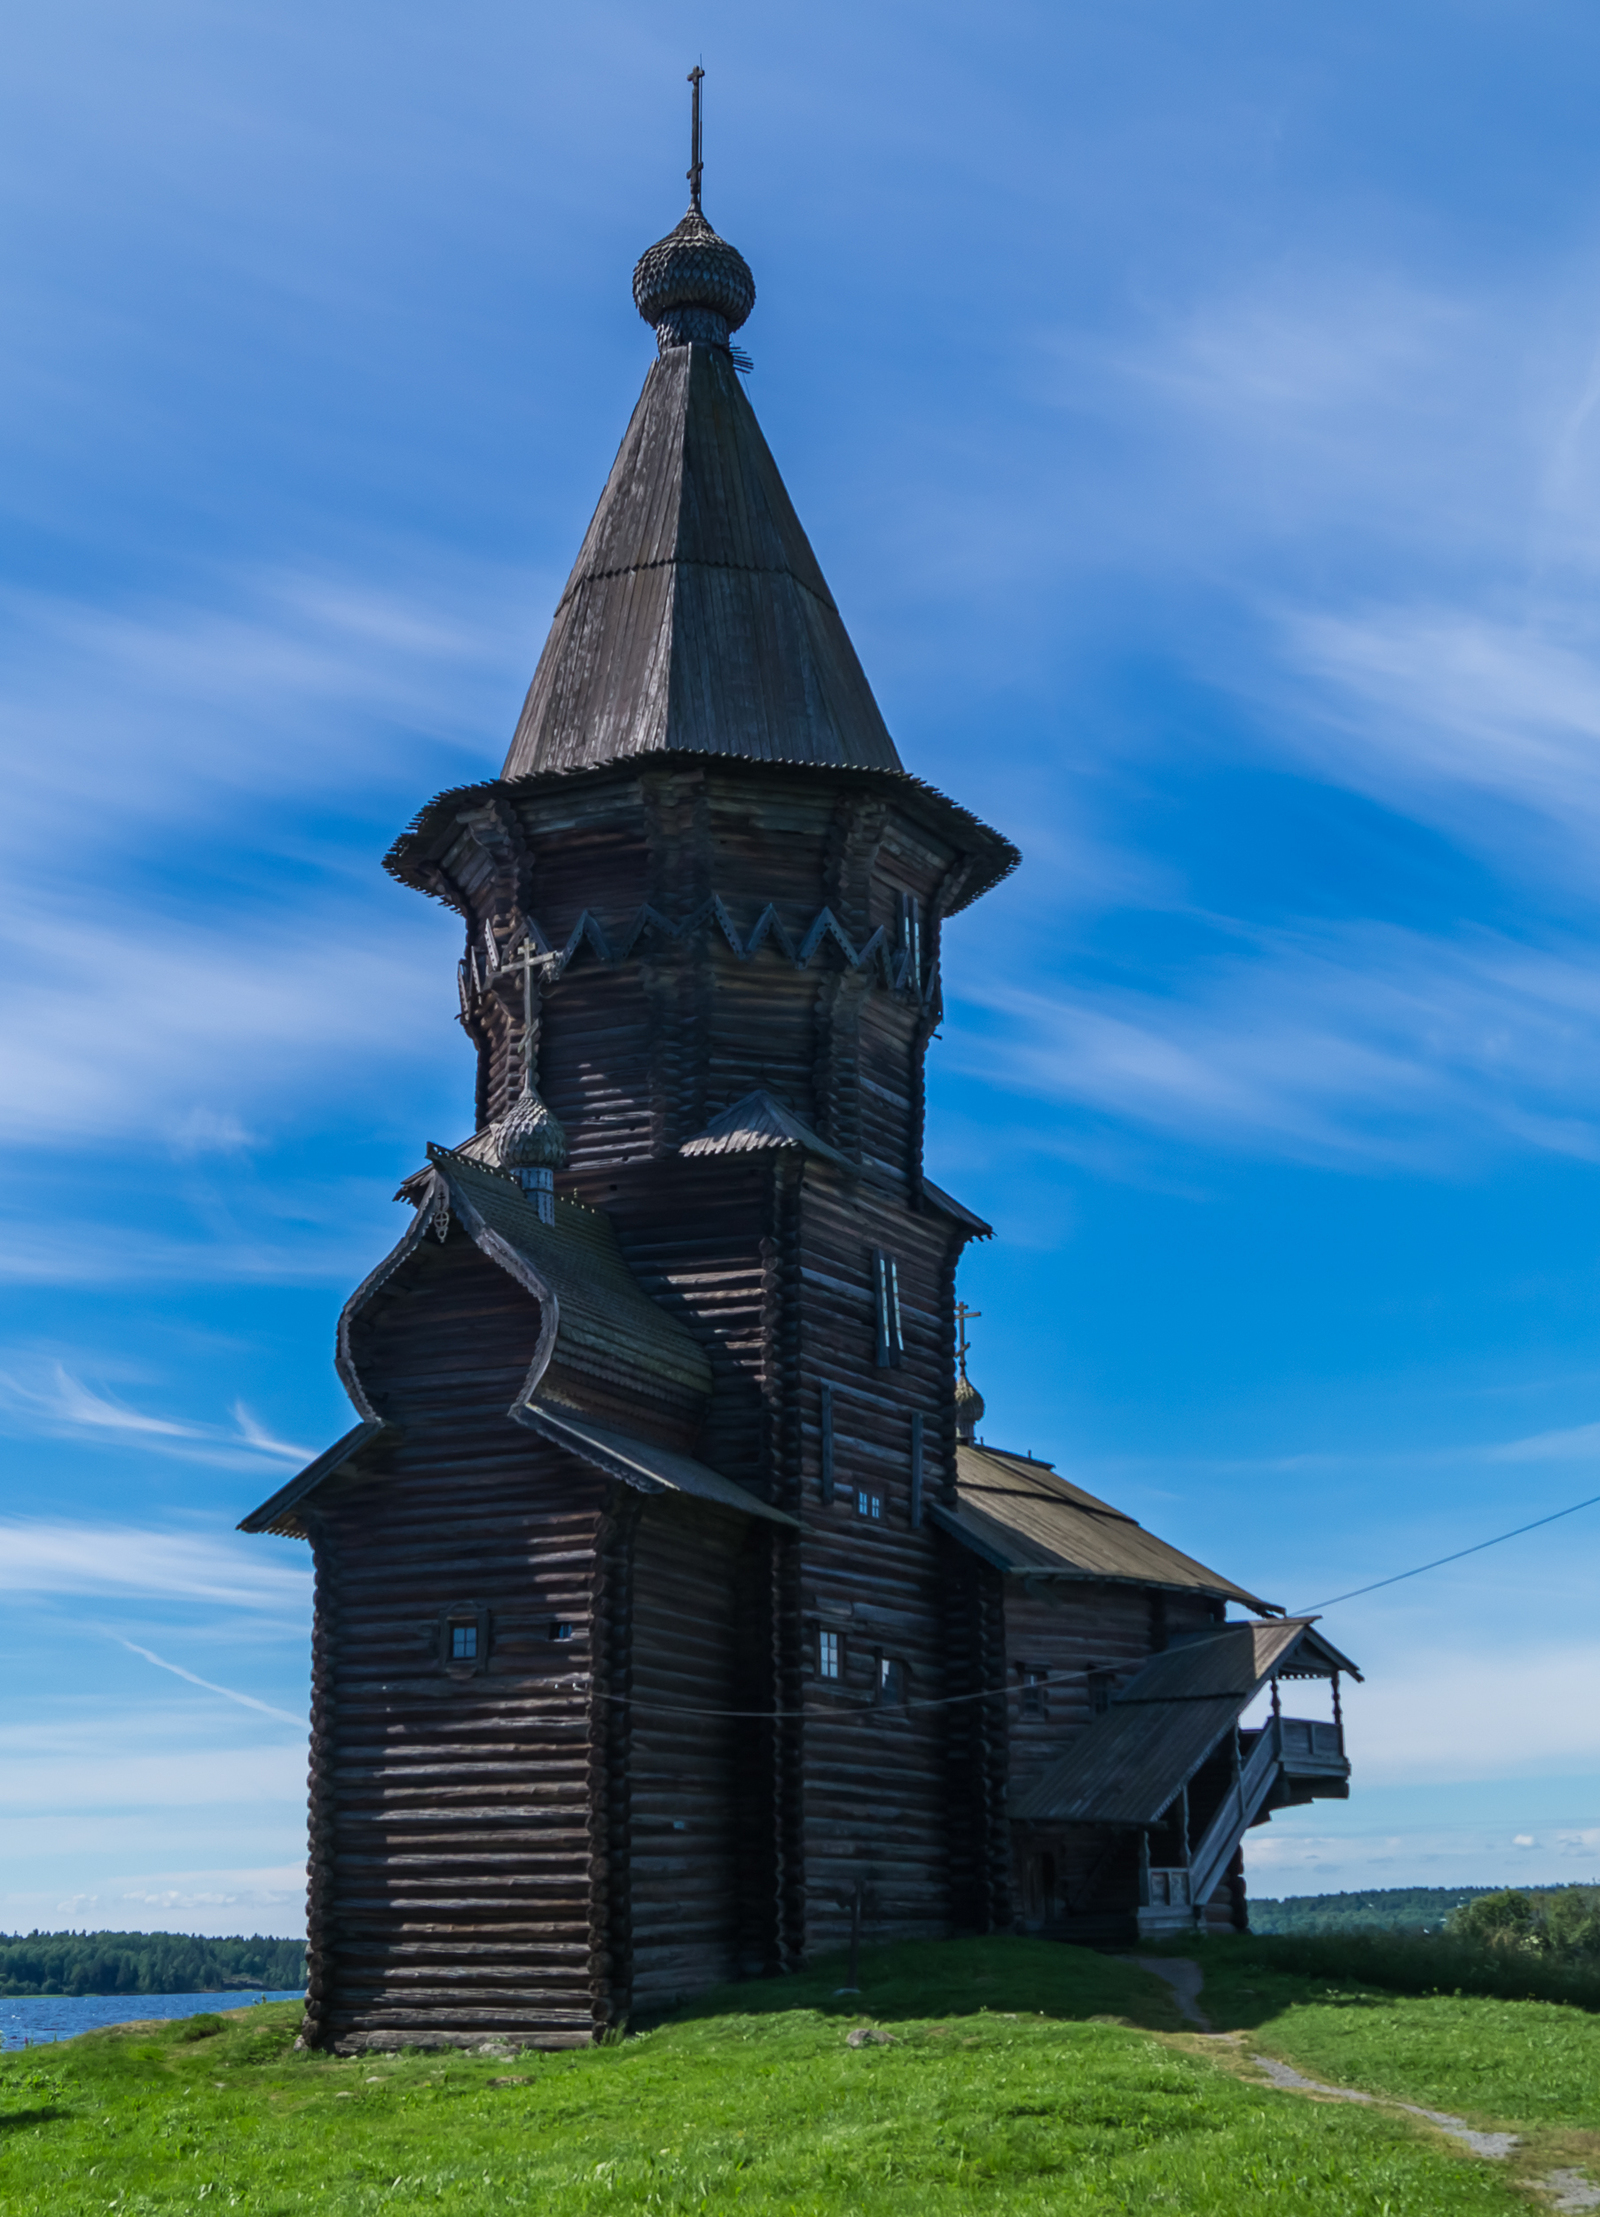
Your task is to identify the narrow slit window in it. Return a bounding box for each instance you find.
[1021,1667,1047,1718]
[910,1411,925,1529]
[898,891,923,993]
[1088,1667,1115,1715]
[879,1655,907,1705]
[872,1250,904,1369]
[818,1628,841,1680]
[856,1490,883,1521]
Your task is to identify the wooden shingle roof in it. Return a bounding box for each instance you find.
[502,341,903,779]
[932,1442,1278,1613]
[1009,1619,1362,1827]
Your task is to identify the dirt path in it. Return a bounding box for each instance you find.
[1123,1953,1600,2208]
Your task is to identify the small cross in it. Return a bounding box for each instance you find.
[955,1301,981,1381]
[498,932,547,1093]
[687,65,705,210]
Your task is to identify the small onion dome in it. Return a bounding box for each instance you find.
[633,207,755,352]
[954,1370,985,1445]
[494,1087,568,1172]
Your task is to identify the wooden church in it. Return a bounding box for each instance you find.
[244,111,1360,2053]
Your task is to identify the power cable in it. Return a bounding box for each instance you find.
[1296,1487,1600,1613]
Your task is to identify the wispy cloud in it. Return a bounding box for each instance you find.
[1488,1419,1600,1464]
[955,921,1600,1168]
[0,1865,306,1938]
[1253,1642,1600,1788]
[1276,606,1600,872]
[0,1518,309,1608]
[0,563,529,849]
[0,1364,315,1461]
[0,894,455,1155]
[111,1637,303,1727]
[0,1210,387,1287]
[229,1402,316,1460]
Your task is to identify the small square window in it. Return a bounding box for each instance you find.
[819,1628,841,1680]
[856,1490,882,1520]
[451,1624,478,1662]
[550,1620,574,1642]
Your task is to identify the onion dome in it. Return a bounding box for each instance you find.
[633,208,755,352]
[955,1369,985,1446]
[494,1086,568,1172]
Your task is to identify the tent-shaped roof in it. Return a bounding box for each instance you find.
[932,1443,1277,1613]
[502,341,903,780]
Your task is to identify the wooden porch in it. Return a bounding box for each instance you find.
[1137,1712,1351,1936]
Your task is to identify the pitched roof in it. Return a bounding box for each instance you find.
[931,1442,1278,1613]
[679,1088,857,1167]
[502,342,902,779]
[677,1090,993,1235]
[1009,1618,1360,1826]
[517,1404,795,1528]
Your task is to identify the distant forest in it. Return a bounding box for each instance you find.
[0,1931,306,1998]
[1252,1887,1505,1934]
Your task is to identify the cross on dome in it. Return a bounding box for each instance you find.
[632,65,755,353]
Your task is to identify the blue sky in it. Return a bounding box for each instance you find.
[5,0,1600,1935]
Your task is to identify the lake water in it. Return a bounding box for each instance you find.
[2,1990,305,2049]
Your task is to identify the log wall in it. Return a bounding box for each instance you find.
[625,1497,747,2009]
[315,1229,611,2050]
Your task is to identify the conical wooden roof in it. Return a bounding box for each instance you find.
[502,341,903,778]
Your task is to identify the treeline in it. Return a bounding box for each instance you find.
[0,1932,306,1998]
[1251,1887,1497,1935]
[1252,1885,1600,1949]
[1449,1887,1600,1961]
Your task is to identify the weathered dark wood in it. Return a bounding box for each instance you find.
[255,234,1354,2046]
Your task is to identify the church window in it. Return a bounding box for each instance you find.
[550,1620,574,1642]
[857,1490,882,1520]
[871,1250,903,1368]
[1088,1667,1116,1715]
[1021,1667,1047,1718]
[879,1655,907,1705]
[818,1628,841,1679]
[451,1624,477,1661]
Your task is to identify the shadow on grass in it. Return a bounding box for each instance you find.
[0,2108,65,2132]
[645,1935,1185,2038]
[1146,1935,1600,2030]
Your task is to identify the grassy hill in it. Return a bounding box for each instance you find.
[0,1931,305,1997]
[2,1935,1597,2214]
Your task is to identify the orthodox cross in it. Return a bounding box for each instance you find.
[498,931,546,1097]
[687,65,705,211]
[955,1301,981,1383]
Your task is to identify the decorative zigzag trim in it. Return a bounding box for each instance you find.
[469,898,936,1004]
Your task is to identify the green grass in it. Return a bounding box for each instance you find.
[0,1935,1588,2216]
[1186,1937,1600,2127]
[1173,1928,1600,2013]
